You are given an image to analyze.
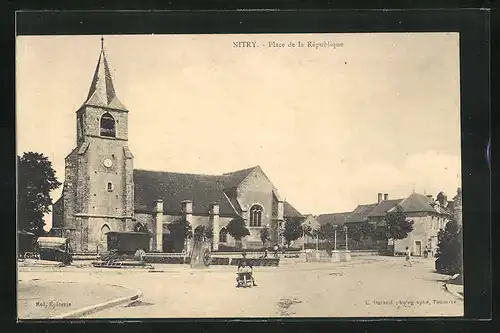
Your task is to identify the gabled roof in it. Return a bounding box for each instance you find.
[83,45,127,111]
[398,192,438,214]
[316,212,351,226]
[301,215,321,229]
[345,203,377,223]
[284,201,303,218]
[367,199,404,217]
[222,166,260,188]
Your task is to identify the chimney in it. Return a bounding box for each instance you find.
[384,193,388,201]
[377,193,382,204]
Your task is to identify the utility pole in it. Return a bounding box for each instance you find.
[334,229,337,251]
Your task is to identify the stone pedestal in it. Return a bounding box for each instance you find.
[190,241,210,269]
[331,250,341,262]
[339,250,351,262]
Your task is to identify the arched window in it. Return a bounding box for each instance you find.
[100,113,116,137]
[219,227,227,243]
[249,205,263,227]
[134,222,147,233]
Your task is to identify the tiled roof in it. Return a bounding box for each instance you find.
[133,168,302,218]
[399,192,438,213]
[345,204,377,223]
[134,169,236,216]
[367,199,404,217]
[83,48,128,111]
[316,212,351,226]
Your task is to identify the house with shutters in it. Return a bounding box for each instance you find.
[349,192,454,255]
[51,39,302,253]
[316,191,457,256]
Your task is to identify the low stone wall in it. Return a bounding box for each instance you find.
[349,250,380,257]
[142,253,279,266]
[305,250,351,263]
[228,258,280,267]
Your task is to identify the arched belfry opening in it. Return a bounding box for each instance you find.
[100,113,116,137]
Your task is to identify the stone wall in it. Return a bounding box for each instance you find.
[81,106,129,141]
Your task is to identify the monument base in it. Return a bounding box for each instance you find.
[339,250,351,262]
[330,251,341,262]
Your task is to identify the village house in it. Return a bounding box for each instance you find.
[51,41,302,253]
[316,190,459,256]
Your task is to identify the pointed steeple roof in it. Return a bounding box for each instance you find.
[83,37,128,111]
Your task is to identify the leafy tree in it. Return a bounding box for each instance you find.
[17,152,62,236]
[436,218,462,275]
[318,223,338,253]
[302,224,313,237]
[260,226,270,248]
[376,206,413,253]
[168,218,193,252]
[203,225,214,241]
[301,224,313,246]
[436,191,448,206]
[348,222,375,242]
[226,216,250,249]
[283,217,303,247]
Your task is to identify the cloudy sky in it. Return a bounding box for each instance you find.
[16,33,461,230]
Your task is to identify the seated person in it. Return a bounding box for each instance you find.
[236,253,257,286]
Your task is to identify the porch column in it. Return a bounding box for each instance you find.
[154,199,163,252]
[182,200,193,253]
[277,200,284,246]
[210,203,220,251]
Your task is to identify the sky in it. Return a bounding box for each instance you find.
[16,33,461,230]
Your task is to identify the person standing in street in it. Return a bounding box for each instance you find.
[404,246,412,267]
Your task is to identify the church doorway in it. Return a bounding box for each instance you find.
[99,224,110,252]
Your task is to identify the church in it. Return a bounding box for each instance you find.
[51,40,303,253]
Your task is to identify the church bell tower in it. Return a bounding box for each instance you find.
[61,37,134,252]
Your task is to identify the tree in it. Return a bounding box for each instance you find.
[436,217,462,275]
[436,192,448,206]
[386,206,413,240]
[301,224,313,247]
[283,217,303,247]
[168,218,193,252]
[17,152,62,236]
[260,226,270,248]
[348,222,375,242]
[226,216,250,249]
[318,223,337,253]
[377,206,413,254]
[202,225,215,251]
[203,225,214,242]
